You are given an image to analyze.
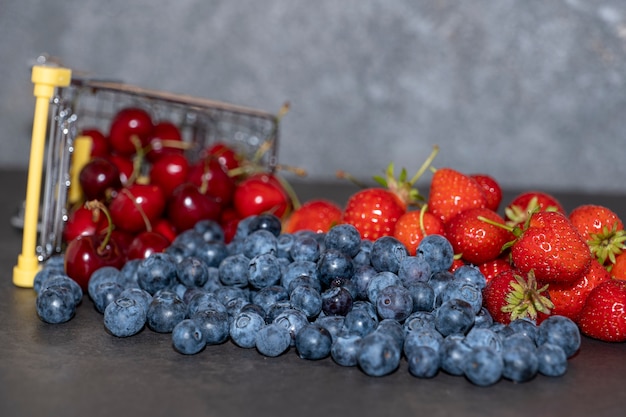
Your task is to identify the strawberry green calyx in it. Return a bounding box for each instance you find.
[501,269,554,322]
[588,223,626,265]
[504,196,560,226]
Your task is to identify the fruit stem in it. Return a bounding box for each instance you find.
[84,200,114,255]
[408,145,440,185]
[121,188,153,232]
[335,169,368,188]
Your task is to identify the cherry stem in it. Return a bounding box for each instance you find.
[84,200,114,254]
[121,188,152,232]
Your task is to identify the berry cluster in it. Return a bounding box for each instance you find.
[35,215,581,386]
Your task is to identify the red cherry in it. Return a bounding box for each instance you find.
[64,233,125,291]
[110,229,135,258]
[108,107,154,156]
[146,121,184,163]
[80,128,110,158]
[152,218,178,243]
[187,157,236,206]
[219,206,242,243]
[63,204,108,243]
[78,157,122,201]
[126,231,171,260]
[204,142,241,172]
[108,184,166,234]
[167,182,222,233]
[108,154,135,186]
[233,173,290,218]
[149,153,189,199]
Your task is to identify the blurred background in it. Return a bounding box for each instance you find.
[1,0,625,193]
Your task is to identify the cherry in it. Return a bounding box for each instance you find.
[64,201,125,291]
[80,128,110,158]
[108,154,135,186]
[149,152,189,199]
[233,173,291,218]
[108,184,166,234]
[78,157,122,201]
[126,231,171,260]
[167,182,222,233]
[152,218,178,243]
[145,121,184,163]
[108,107,154,156]
[62,204,108,243]
[219,206,242,243]
[204,142,241,172]
[187,157,235,206]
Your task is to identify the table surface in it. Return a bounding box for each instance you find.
[1,168,626,417]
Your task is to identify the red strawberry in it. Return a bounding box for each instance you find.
[445,207,514,265]
[610,251,626,281]
[568,204,626,266]
[393,205,445,256]
[470,173,502,212]
[548,258,612,321]
[477,257,513,284]
[577,279,626,342]
[342,187,407,241]
[427,167,488,224]
[283,199,342,234]
[504,191,566,227]
[509,211,592,285]
[482,269,553,325]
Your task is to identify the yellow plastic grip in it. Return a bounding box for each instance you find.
[68,135,93,205]
[13,65,72,288]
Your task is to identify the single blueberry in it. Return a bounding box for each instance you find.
[502,332,538,353]
[464,346,504,386]
[88,266,122,301]
[403,311,437,334]
[36,285,76,324]
[366,271,402,305]
[501,345,539,383]
[403,327,444,357]
[406,281,435,312]
[290,235,321,262]
[255,322,291,357]
[321,286,354,316]
[248,253,282,290]
[295,324,332,360]
[370,236,409,273]
[171,228,205,254]
[407,346,440,379]
[342,307,378,337]
[453,264,487,290]
[104,297,146,337]
[137,253,178,295]
[417,234,454,273]
[439,334,472,376]
[435,298,475,337]
[276,233,296,260]
[91,281,124,314]
[289,285,323,319]
[536,343,568,377]
[331,334,362,367]
[251,285,290,315]
[352,239,373,267]
[242,229,278,258]
[218,254,250,288]
[357,331,401,377]
[273,308,309,346]
[439,281,483,315]
[195,240,229,269]
[473,307,494,329]
[193,219,225,242]
[398,256,432,287]
[172,319,206,355]
[428,270,455,307]
[39,274,83,306]
[119,287,153,313]
[248,213,283,237]
[352,265,377,301]
[316,248,354,288]
[324,224,362,258]
[176,256,210,288]
[192,309,230,345]
[230,310,266,348]
[376,284,413,322]
[508,319,538,344]
[119,258,141,288]
[146,290,187,333]
[314,315,346,343]
[281,260,318,290]
[536,315,581,358]
[464,327,503,352]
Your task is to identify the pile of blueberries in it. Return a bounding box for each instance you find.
[34,213,581,386]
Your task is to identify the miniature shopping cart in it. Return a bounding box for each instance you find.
[13,56,280,288]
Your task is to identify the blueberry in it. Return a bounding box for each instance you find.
[536,343,568,377]
[453,264,487,290]
[464,327,502,352]
[248,213,283,237]
[439,334,472,376]
[324,224,362,258]
[176,256,209,288]
[366,271,402,304]
[501,345,539,383]
[91,281,124,314]
[33,267,65,294]
[273,308,309,346]
[289,285,322,319]
[119,258,141,288]
[435,298,475,337]
[39,274,83,306]
[104,297,146,337]
[536,315,581,358]
[403,327,444,357]
[508,319,538,344]
[403,311,437,334]
[289,235,321,262]
[232,215,257,242]
[314,315,346,343]
[428,270,455,307]
[287,274,322,294]
[137,253,177,295]
[195,240,229,269]
[192,309,230,345]
[224,296,250,318]
[243,229,278,258]
[464,346,503,386]
[43,254,66,272]
[473,307,494,329]
[352,239,373,267]
[342,307,378,337]
[295,324,332,360]
[172,319,206,355]
[193,219,225,242]
[352,265,377,300]
[146,290,187,333]
[165,243,191,264]
[329,276,359,300]
[248,253,282,289]
[230,310,266,348]
[36,285,76,324]
[397,256,432,288]
[370,236,409,273]
[118,287,153,313]
[218,254,250,288]
[281,260,318,290]
[276,233,296,260]
[255,322,291,357]
[251,285,289,315]
[172,228,205,253]
[265,301,293,324]
[88,266,122,300]
[376,284,413,322]
[406,282,435,312]
[201,266,222,293]
[439,281,482,315]
[375,319,405,351]
[187,291,227,317]
[321,286,353,316]
[357,331,401,377]
[407,346,440,379]
[331,334,362,367]
[316,248,354,288]
[417,234,454,273]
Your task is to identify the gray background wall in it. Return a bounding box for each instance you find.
[1,0,625,193]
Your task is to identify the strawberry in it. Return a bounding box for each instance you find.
[482,269,553,325]
[445,207,514,265]
[548,258,612,321]
[470,173,502,212]
[342,187,407,241]
[577,279,626,342]
[507,211,592,285]
[568,204,626,266]
[504,191,566,227]
[610,251,626,281]
[477,257,513,284]
[427,167,488,224]
[393,205,445,256]
[283,199,342,234]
